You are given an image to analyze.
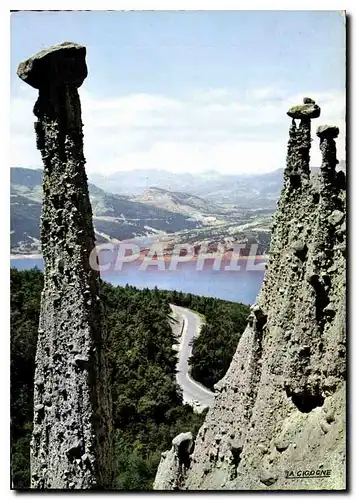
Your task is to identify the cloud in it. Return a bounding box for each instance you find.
[10,85,346,176]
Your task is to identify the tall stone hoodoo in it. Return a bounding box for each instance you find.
[154,98,346,490]
[17,43,113,489]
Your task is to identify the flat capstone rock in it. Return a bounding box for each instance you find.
[287,103,321,119]
[316,125,340,139]
[17,41,87,89]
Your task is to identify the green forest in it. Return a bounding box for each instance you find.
[10,268,249,489]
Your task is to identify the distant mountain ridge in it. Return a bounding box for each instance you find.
[133,186,226,221]
[89,168,284,208]
[12,163,345,254]
[10,168,202,253]
[14,163,346,210]
[89,162,345,208]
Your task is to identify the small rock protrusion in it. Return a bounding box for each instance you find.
[325,409,335,424]
[328,210,344,227]
[250,304,267,329]
[291,240,308,261]
[172,432,194,456]
[323,303,336,319]
[320,420,331,434]
[259,469,278,486]
[257,444,269,455]
[73,355,90,369]
[316,125,340,139]
[284,330,292,340]
[274,439,289,452]
[303,97,315,104]
[339,221,346,234]
[65,438,84,460]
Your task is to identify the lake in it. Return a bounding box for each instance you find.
[10,257,265,305]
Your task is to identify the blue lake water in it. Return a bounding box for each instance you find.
[10,258,265,305]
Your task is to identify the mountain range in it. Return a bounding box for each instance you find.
[13,163,344,255]
[90,168,284,209]
[11,168,204,253]
[90,162,345,207]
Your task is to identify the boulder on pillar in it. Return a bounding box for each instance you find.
[17,42,87,89]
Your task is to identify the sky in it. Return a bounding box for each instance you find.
[10,10,346,176]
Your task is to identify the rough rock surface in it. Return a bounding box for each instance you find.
[17,41,87,89]
[18,43,113,489]
[154,433,194,490]
[154,99,346,490]
[287,99,321,119]
[316,125,340,139]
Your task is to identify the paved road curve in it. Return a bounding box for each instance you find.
[170,304,214,410]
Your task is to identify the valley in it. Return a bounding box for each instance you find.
[11,167,275,257]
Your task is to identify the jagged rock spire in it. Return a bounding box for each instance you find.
[154,96,346,491]
[316,125,340,188]
[285,97,320,187]
[17,42,113,489]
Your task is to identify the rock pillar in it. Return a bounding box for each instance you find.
[285,97,320,187]
[154,97,346,491]
[17,42,113,489]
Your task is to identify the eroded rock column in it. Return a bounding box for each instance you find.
[155,97,346,491]
[317,125,342,190]
[314,125,346,383]
[285,97,320,187]
[17,42,113,489]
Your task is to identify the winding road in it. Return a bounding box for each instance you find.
[170,304,214,410]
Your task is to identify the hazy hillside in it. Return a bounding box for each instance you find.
[90,169,283,208]
[13,164,324,255]
[133,186,227,222]
[11,194,42,252]
[10,167,280,256]
[10,168,202,253]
